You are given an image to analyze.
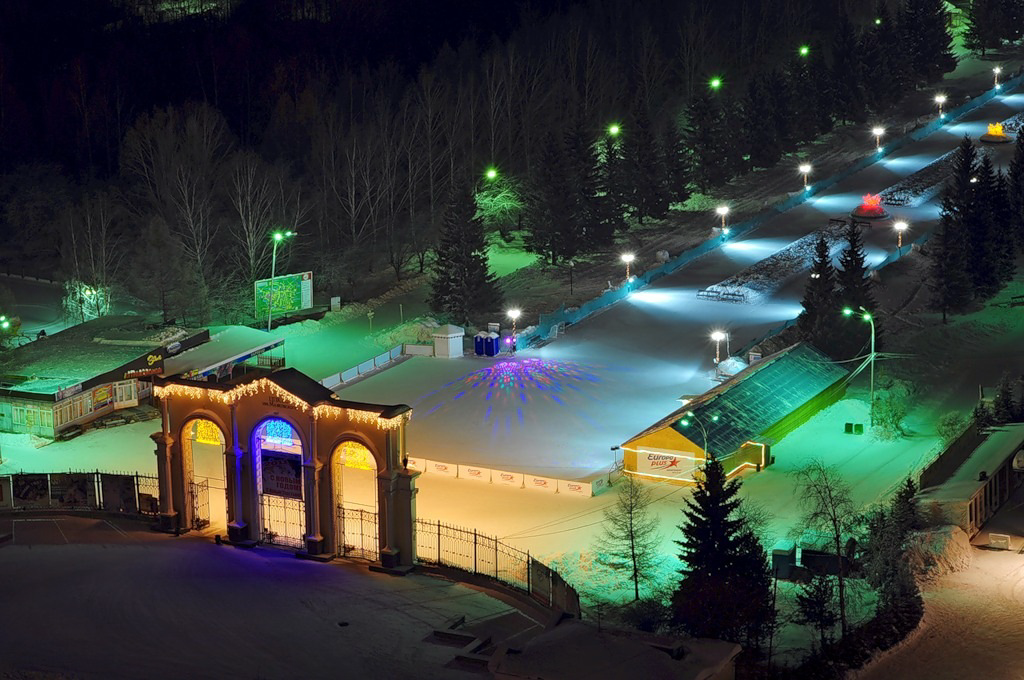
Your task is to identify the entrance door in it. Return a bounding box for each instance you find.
[254,418,306,549]
[333,441,379,560]
[183,418,228,532]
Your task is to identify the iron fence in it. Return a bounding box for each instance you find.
[414,518,580,617]
[0,469,160,517]
[335,506,379,561]
[259,493,305,549]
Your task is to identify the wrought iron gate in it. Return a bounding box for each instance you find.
[190,478,210,530]
[335,505,378,561]
[260,494,305,549]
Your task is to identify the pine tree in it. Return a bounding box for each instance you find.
[525,132,580,265]
[795,573,838,650]
[429,182,503,324]
[595,475,662,601]
[626,100,669,224]
[784,51,818,145]
[830,15,867,124]
[928,209,972,323]
[967,154,1001,298]
[993,171,1017,282]
[835,223,879,357]
[564,116,613,251]
[600,135,630,232]
[1008,133,1024,249]
[673,456,774,647]
[807,42,836,135]
[765,70,797,152]
[858,26,890,113]
[874,1,909,103]
[891,477,922,535]
[965,0,1002,55]
[662,121,691,205]
[994,374,1017,424]
[744,76,782,169]
[798,234,839,354]
[899,0,957,84]
[684,94,731,191]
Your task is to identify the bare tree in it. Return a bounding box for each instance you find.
[794,460,856,637]
[596,475,662,601]
[228,150,276,284]
[61,190,123,322]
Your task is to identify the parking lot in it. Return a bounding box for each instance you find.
[0,515,157,546]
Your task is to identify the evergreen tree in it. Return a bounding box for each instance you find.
[1008,133,1024,249]
[1000,0,1024,41]
[891,477,922,535]
[873,1,910,103]
[967,154,1001,298]
[830,15,867,124]
[744,76,782,169]
[595,475,662,602]
[524,132,580,265]
[765,70,797,152]
[993,171,1017,282]
[673,456,774,647]
[784,50,818,145]
[965,0,1002,55]
[662,121,691,205]
[684,94,732,191]
[858,25,890,113]
[899,0,957,84]
[798,234,839,353]
[564,116,613,251]
[929,207,973,323]
[807,42,836,136]
[994,374,1017,424]
[835,223,879,357]
[600,134,630,232]
[429,182,503,324]
[795,573,838,650]
[626,100,669,224]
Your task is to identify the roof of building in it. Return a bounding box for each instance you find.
[0,316,204,396]
[161,326,283,378]
[626,342,848,456]
[921,423,1024,502]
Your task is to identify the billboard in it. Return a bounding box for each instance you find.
[254,271,313,318]
[261,451,303,499]
[634,450,701,480]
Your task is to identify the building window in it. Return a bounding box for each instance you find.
[13,403,54,429]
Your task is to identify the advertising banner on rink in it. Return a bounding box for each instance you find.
[558,479,592,497]
[492,469,524,488]
[525,474,558,494]
[426,459,457,477]
[633,450,698,480]
[101,474,138,514]
[458,465,491,483]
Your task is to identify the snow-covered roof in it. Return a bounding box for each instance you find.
[627,342,848,456]
[432,324,464,337]
[922,424,1024,502]
[161,326,283,378]
[0,316,205,396]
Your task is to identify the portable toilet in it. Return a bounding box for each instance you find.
[474,332,487,356]
[484,331,500,357]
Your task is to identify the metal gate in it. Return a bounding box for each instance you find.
[260,494,305,549]
[190,479,210,530]
[335,505,378,561]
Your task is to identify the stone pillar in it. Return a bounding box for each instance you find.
[377,471,399,568]
[391,468,420,567]
[304,460,325,555]
[227,446,249,542]
[150,430,177,533]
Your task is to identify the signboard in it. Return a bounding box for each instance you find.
[50,473,93,508]
[493,470,524,488]
[56,384,83,401]
[559,479,592,497]
[120,352,165,380]
[525,474,558,494]
[254,271,313,318]
[92,384,113,411]
[634,450,698,480]
[101,474,138,513]
[261,451,303,499]
[12,474,49,508]
[458,465,491,483]
[426,460,457,477]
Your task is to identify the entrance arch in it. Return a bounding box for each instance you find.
[181,416,228,532]
[332,440,379,560]
[253,417,306,549]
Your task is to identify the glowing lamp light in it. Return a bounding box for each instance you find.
[710,330,728,363]
[798,163,812,188]
[935,94,947,117]
[0,321,8,330]
[715,205,730,216]
[994,66,1002,88]
[709,77,722,90]
[620,252,635,280]
[871,126,885,150]
[608,123,621,136]
[894,220,908,249]
[798,45,810,57]
[485,167,498,180]
[507,308,521,321]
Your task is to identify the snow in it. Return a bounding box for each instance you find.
[0,422,157,475]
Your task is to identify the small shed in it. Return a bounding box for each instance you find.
[432,324,465,359]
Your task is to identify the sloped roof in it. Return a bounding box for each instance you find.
[626,343,848,456]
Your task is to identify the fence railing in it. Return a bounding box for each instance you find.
[415,518,581,618]
[320,344,404,389]
[0,470,160,516]
[518,68,1024,350]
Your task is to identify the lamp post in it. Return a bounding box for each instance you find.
[994,66,1002,89]
[607,123,621,137]
[507,308,521,356]
[568,259,575,296]
[679,410,720,458]
[843,306,876,426]
[485,167,498,180]
[710,330,728,364]
[715,205,730,230]
[621,252,635,280]
[871,126,885,151]
[709,77,722,91]
[894,220,908,252]
[266,230,295,332]
[935,94,947,118]
[799,163,812,189]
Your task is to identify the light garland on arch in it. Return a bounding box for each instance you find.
[156,379,410,430]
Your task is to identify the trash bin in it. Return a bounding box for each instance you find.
[484,332,500,357]
[474,332,486,356]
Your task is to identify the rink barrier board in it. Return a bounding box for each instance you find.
[407,458,607,496]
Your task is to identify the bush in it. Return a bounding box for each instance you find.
[620,597,671,633]
[936,411,969,444]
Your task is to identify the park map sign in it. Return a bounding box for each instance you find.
[254,271,313,318]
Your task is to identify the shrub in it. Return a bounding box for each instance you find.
[936,411,969,444]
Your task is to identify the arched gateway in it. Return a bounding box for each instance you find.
[150,368,418,568]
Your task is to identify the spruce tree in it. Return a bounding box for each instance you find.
[874,1,909,103]
[808,42,836,135]
[835,223,879,357]
[798,234,839,354]
[525,132,580,265]
[993,171,1017,282]
[684,93,731,191]
[626,100,669,224]
[994,374,1017,424]
[600,134,630,232]
[830,15,867,124]
[673,456,774,647]
[891,477,922,535]
[784,51,817,145]
[765,70,797,152]
[744,76,782,169]
[1000,0,1024,41]
[968,154,1001,298]
[429,182,503,324]
[964,0,1002,55]
[928,206,972,323]
[564,116,613,251]
[858,26,890,113]
[1008,133,1024,249]
[899,0,957,84]
[662,121,691,205]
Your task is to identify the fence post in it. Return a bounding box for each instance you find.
[527,550,531,594]
[95,470,102,509]
[135,473,141,515]
[437,520,441,564]
[495,539,499,580]
[473,529,477,573]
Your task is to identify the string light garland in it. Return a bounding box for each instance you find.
[156,379,410,430]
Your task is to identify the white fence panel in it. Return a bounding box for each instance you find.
[458,465,491,483]
[403,344,434,357]
[525,474,558,493]
[492,470,524,488]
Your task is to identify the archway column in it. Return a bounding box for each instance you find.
[377,472,399,568]
[151,430,177,532]
[304,460,325,555]
[227,446,249,542]
[391,468,420,567]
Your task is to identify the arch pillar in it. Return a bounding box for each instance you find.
[151,430,177,533]
[304,459,326,555]
[226,403,249,542]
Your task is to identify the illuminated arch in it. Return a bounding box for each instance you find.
[179,414,229,531]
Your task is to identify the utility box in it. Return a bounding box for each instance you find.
[432,324,465,359]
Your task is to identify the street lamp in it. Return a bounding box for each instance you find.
[871,126,885,151]
[799,163,812,189]
[507,308,521,355]
[994,66,1002,89]
[266,230,295,332]
[798,45,810,57]
[894,220,908,252]
[620,252,635,280]
[710,330,728,364]
[935,94,947,118]
[608,123,621,137]
[843,306,876,427]
[709,77,722,91]
[679,410,720,457]
[715,205,730,231]
[485,167,499,180]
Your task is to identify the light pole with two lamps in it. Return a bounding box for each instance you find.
[266,230,296,332]
[716,205,730,237]
[843,306,876,427]
[935,94,947,118]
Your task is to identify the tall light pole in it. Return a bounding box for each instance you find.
[994,66,1002,89]
[710,330,728,364]
[607,123,621,137]
[485,167,499,181]
[935,94,947,118]
[799,163,812,189]
[871,126,885,151]
[843,306,876,427]
[266,230,295,332]
[716,205,730,231]
[621,252,635,280]
[507,308,521,355]
[894,220,908,252]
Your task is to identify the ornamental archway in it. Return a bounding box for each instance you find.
[332,439,379,560]
[180,416,228,532]
[151,369,419,569]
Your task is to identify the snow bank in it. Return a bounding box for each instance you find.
[905,525,973,583]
